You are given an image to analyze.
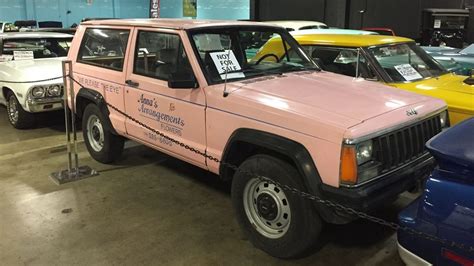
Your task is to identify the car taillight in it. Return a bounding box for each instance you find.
[442,249,473,266]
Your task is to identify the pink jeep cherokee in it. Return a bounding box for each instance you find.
[67,19,448,258]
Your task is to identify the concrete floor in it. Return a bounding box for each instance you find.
[0,106,409,265]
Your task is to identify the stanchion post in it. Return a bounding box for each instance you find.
[68,61,79,169]
[50,60,98,185]
[62,61,72,172]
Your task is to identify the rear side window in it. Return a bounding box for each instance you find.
[133,31,193,81]
[78,28,130,71]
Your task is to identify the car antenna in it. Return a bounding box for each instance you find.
[223,39,232,98]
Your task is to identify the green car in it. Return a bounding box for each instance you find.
[422,45,474,76]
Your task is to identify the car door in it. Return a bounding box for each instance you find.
[124,28,207,167]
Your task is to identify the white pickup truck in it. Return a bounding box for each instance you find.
[0,32,72,128]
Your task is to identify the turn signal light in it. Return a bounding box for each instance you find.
[340,146,358,185]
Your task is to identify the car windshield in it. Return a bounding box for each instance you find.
[299,25,329,30]
[461,44,474,55]
[368,43,447,82]
[434,16,467,29]
[2,37,72,59]
[190,27,318,84]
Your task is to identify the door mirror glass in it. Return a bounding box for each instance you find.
[168,73,198,89]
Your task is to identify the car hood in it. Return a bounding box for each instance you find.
[232,71,431,122]
[395,73,474,96]
[0,58,65,82]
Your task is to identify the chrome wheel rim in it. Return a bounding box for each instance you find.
[243,178,291,239]
[7,95,19,124]
[86,114,104,152]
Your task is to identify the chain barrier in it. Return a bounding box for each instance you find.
[3,74,472,253]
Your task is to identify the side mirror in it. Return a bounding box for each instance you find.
[464,69,474,85]
[168,73,198,89]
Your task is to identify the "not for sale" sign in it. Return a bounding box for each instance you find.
[210,50,245,80]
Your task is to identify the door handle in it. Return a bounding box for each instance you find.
[125,79,139,87]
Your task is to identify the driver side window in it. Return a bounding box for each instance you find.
[134,31,193,81]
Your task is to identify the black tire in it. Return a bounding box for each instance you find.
[82,103,124,163]
[6,91,35,129]
[231,154,322,258]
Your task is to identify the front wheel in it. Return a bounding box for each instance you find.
[6,91,35,129]
[231,154,322,258]
[82,104,124,163]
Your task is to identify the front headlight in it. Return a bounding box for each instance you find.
[47,85,62,97]
[31,86,45,98]
[340,140,381,186]
[439,110,449,128]
[356,140,373,165]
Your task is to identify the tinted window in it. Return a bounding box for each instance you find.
[3,38,72,59]
[78,28,130,71]
[308,46,378,79]
[134,31,193,81]
[299,25,328,30]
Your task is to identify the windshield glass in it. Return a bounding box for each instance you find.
[3,38,72,59]
[190,27,318,84]
[461,44,474,55]
[368,43,447,82]
[434,16,467,29]
[300,25,329,30]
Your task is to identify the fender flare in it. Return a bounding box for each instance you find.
[220,128,346,223]
[75,87,118,135]
[220,128,322,192]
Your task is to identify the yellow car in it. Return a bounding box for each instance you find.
[255,34,474,125]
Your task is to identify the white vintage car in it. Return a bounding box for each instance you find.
[0,32,73,128]
[266,20,329,32]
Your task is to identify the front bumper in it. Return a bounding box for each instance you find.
[319,153,435,218]
[26,97,63,113]
[398,242,432,266]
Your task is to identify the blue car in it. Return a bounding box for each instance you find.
[422,45,474,76]
[398,118,474,265]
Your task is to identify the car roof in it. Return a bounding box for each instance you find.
[265,20,327,28]
[362,27,393,31]
[291,34,413,47]
[0,31,73,39]
[423,8,469,15]
[292,29,378,36]
[81,18,277,30]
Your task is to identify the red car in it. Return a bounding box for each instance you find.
[362,27,396,36]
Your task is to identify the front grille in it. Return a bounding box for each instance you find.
[373,115,442,173]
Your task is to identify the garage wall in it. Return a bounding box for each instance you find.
[348,0,474,40]
[256,0,325,21]
[160,0,250,19]
[253,0,474,42]
[0,0,149,27]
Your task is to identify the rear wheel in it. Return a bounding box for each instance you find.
[82,104,124,163]
[231,154,322,258]
[6,91,35,129]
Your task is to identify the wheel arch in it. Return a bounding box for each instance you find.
[220,128,322,193]
[76,87,118,135]
[220,128,345,223]
[2,86,13,100]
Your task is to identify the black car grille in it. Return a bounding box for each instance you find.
[373,115,442,173]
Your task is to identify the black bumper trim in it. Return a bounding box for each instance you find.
[319,154,435,213]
